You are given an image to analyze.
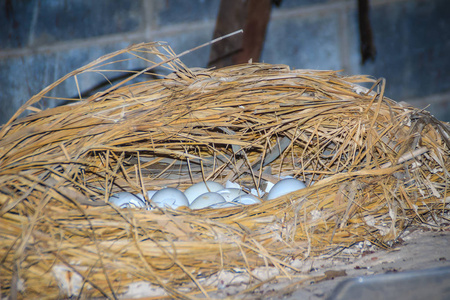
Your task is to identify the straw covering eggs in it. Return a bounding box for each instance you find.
[209,202,239,208]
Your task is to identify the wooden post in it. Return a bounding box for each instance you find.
[208,0,272,68]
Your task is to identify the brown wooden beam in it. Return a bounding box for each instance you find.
[358,0,376,64]
[208,0,272,68]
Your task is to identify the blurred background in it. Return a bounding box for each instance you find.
[1,0,449,125]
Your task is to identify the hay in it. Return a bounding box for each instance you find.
[1,41,449,299]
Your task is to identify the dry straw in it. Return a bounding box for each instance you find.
[0,41,449,299]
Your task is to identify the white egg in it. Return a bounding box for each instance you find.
[184,181,224,204]
[232,194,261,205]
[216,188,247,202]
[267,178,306,200]
[189,192,226,209]
[109,192,146,208]
[151,187,189,209]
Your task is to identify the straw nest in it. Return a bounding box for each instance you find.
[1,42,449,299]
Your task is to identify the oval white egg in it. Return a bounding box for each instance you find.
[189,192,226,209]
[232,194,261,205]
[216,188,247,202]
[151,187,189,209]
[109,192,146,208]
[184,181,224,204]
[267,178,306,200]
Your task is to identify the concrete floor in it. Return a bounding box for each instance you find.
[198,229,450,299]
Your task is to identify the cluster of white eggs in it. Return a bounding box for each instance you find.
[109,178,306,210]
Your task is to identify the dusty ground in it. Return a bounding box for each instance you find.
[201,228,450,299]
[283,229,450,299]
[118,227,450,299]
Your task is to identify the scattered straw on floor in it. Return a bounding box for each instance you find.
[1,42,449,299]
